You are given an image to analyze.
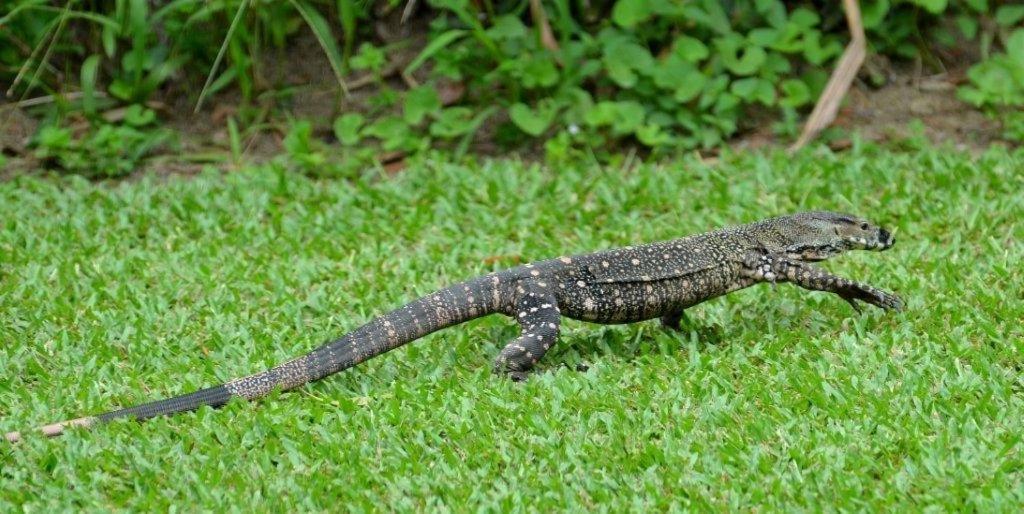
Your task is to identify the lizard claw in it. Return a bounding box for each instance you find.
[843,296,863,314]
[842,284,903,312]
[506,370,530,382]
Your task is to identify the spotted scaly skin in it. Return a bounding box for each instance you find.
[4,211,903,442]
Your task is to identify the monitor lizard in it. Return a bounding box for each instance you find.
[4,211,903,442]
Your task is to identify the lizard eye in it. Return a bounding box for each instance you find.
[860,223,869,230]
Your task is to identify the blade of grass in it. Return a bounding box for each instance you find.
[288,0,351,98]
[80,54,100,115]
[455,106,497,158]
[337,0,357,63]
[227,116,242,165]
[6,1,72,98]
[194,0,250,113]
[433,0,500,61]
[0,0,49,25]
[404,29,468,76]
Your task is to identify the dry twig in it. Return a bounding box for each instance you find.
[790,0,865,151]
[529,0,561,55]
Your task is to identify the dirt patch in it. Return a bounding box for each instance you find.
[836,74,1002,148]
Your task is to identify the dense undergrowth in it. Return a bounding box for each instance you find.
[2,1,1023,177]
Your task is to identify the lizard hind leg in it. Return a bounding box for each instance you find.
[660,310,691,331]
[493,280,561,381]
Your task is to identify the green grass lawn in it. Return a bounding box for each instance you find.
[1,145,1022,510]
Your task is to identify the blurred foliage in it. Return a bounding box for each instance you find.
[29,106,169,178]
[1,0,1021,176]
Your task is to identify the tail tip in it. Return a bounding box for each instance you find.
[4,417,96,443]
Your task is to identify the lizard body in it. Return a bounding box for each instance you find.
[4,211,902,442]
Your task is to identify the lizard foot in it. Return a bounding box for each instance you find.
[491,360,531,382]
[492,354,534,382]
[841,284,904,312]
[659,311,691,332]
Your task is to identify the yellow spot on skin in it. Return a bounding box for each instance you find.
[531,270,540,276]
[559,256,572,264]
[576,280,586,287]
[631,259,640,265]
[602,261,609,268]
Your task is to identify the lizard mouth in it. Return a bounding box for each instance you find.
[847,228,895,251]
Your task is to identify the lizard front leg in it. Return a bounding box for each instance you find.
[745,253,903,311]
[493,279,561,381]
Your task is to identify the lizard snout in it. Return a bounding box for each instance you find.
[878,228,894,250]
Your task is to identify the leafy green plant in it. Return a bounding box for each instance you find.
[3,0,1021,173]
[958,29,1024,107]
[31,107,169,178]
[2,0,369,108]
[420,1,852,153]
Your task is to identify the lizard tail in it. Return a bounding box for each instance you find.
[4,275,505,442]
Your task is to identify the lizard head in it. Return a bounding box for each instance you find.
[775,211,895,262]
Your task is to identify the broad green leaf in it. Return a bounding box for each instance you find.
[754,0,787,28]
[509,103,556,136]
[429,107,475,138]
[602,39,653,88]
[583,101,645,135]
[910,0,947,14]
[404,86,442,125]
[351,43,386,72]
[109,79,133,101]
[714,35,766,76]
[995,5,1024,27]
[730,77,775,105]
[487,15,527,40]
[862,0,890,29]
[779,79,811,107]
[333,113,365,146]
[963,0,987,11]
[698,74,730,109]
[1007,30,1024,65]
[583,101,618,127]
[789,8,819,28]
[682,0,731,34]
[365,116,414,151]
[612,0,653,28]
[956,15,978,40]
[651,56,698,90]
[522,54,560,89]
[123,105,156,126]
[636,124,673,147]
[674,76,706,103]
[748,28,779,47]
[673,36,709,62]
[802,31,843,65]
